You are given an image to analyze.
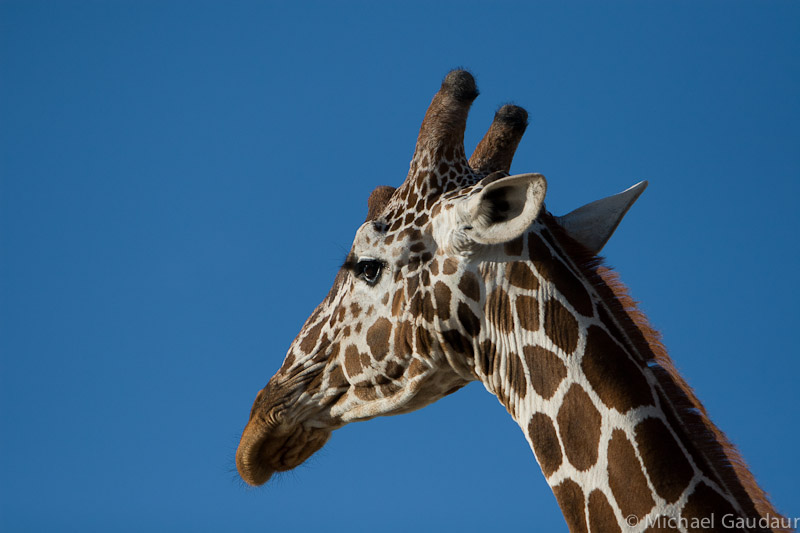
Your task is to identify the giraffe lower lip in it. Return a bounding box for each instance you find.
[236,418,276,486]
[241,457,274,486]
[236,418,331,486]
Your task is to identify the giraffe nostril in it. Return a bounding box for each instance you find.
[267,408,287,431]
[247,377,288,422]
[248,389,266,420]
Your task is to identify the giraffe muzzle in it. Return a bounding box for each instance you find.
[236,403,331,486]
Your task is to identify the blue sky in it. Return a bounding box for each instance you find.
[1,1,798,531]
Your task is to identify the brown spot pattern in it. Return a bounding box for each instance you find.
[300,321,323,354]
[523,345,567,399]
[443,258,458,275]
[420,292,434,322]
[366,318,391,360]
[478,339,501,377]
[281,350,296,370]
[327,363,347,389]
[406,274,420,297]
[656,390,722,488]
[643,518,681,533]
[336,305,347,323]
[680,482,739,533]
[528,413,562,477]
[528,233,594,317]
[433,281,452,320]
[391,289,405,317]
[506,262,539,290]
[378,382,400,397]
[415,327,433,355]
[587,490,621,533]
[515,295,539,331]
[544,298,579,353]
[458,271,480,301]
[506,352,527,400]
[597,305,635,359]
[409,241,425,253]
[442,329,473,358]
[486,288,514,333]
[552,479,588,533]
[354,386,378,401]
[552,258,594,318]
[582,325,654,412]
[457,302,480,336]
[635,418,693,504]
[385,361,405,380]
[344,345,363,378]
[557,385,602,471]
[408,358,427,377]
[408,294,423,320]
[393,321,413,357]
[420,269,430,287]
[607,429,655,520]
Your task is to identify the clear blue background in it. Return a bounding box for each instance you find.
[1,1,798,531]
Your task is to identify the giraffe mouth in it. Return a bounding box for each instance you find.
[236,416,331,486]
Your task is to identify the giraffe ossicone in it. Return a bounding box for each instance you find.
[236,70,787,532]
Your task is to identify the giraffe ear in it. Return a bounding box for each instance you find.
[557,180,648,253]
[463,173,547,245]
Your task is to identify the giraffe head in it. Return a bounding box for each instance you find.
[236,70,645,486]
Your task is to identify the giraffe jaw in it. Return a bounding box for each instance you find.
[236,415,331,486]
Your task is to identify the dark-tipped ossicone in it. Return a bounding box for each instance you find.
[469,104,529,174]
[413,69,479,158]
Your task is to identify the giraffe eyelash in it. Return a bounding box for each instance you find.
[341,254,385,286]
[341,253,359,272]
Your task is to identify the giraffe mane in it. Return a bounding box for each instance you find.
[541,212,787,529]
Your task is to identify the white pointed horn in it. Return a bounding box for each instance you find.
[556,180,648,253]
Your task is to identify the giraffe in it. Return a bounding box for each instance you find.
[236,71,789,532]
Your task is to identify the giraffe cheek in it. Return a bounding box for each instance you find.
[366,318,392,361]
[342,345,372,386]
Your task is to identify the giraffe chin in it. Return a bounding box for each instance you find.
[236,419,331,486]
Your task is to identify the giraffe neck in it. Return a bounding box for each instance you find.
[468,218,784,532]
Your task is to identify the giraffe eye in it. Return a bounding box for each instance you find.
[357,260,383,285]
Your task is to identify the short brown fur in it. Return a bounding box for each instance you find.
[542,213,787,529]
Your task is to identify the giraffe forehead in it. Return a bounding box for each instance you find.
[371,165,479,236]
[351,222,386,254]
[352,212,436,261]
